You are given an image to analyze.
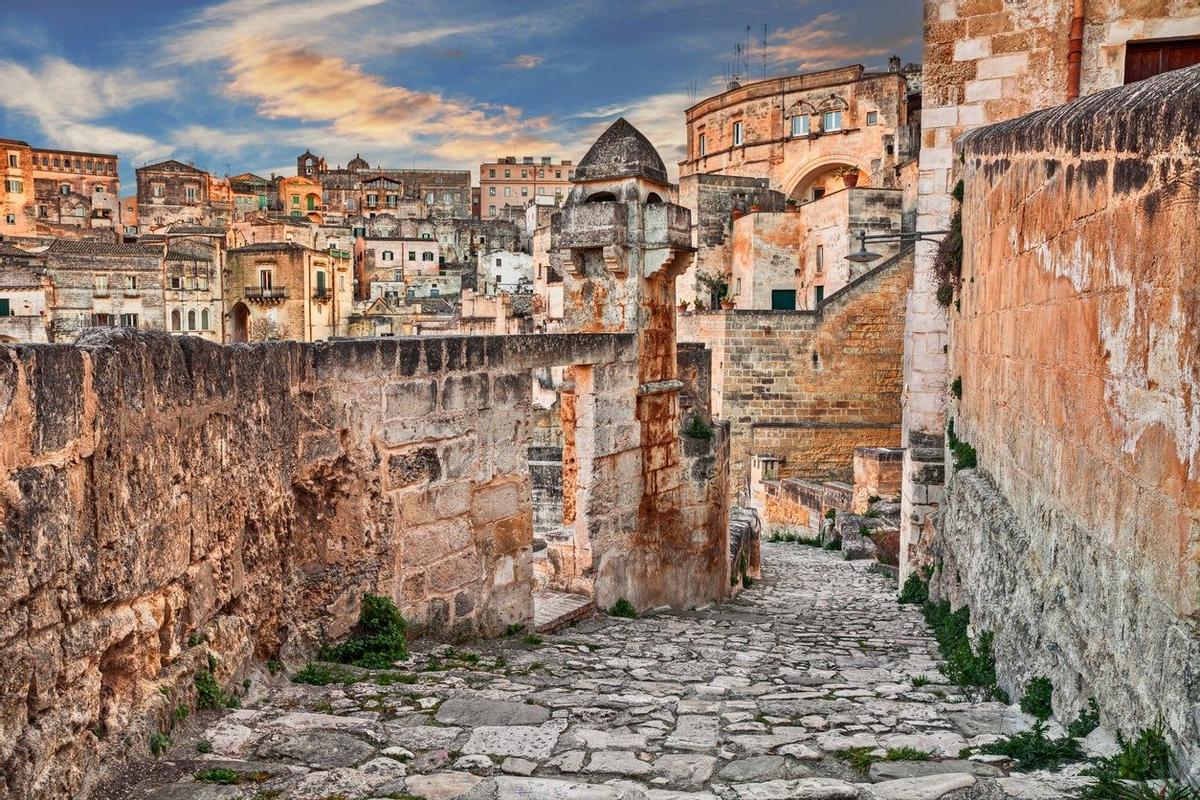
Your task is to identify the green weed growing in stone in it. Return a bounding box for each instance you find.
[290,662,359,686]
[149,733,171,757]
[320,593,409,669]
[979,720,1083,772]
[521,634,544,647]
[911,676,930,688]
[373,671,418,686]
[608,598,639,618]
[196,740,213,754]
[1068,699,1101,739]
[1082,724,1172,798]
[684,416,713,440]
[946,418,978,471]
[1020,676,1054,721]
[823,538,842,551]
[195,669,235,710]
[951,376,963,400]
[195,768,241,785]
[187,632,207,647]
[173,704,189,721]
[885,747,934,761]
[898,574,929,605]
[838,746,878,774]
[920,599,1007,702]
[267,659,284,675]
[505,623,524,637]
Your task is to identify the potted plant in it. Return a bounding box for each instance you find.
[839,167,861,189]
[785,198,800,213]
[721,294,737,310]
[749,202,762,213]
[693,299,707,312]
[678,300,689,313]
[731,208,745,221]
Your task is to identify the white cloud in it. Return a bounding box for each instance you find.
[761,13,914,72]
[506,54,544,70]
[575,91,692,179]
[0,57,175,161]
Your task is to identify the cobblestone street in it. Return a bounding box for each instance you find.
[106,544,1093,799]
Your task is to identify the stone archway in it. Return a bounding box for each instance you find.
[785,155,870,203]
[230,302,250,343]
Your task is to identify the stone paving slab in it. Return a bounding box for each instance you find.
[96,543,1089,800]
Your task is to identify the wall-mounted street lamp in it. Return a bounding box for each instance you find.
[846,230,950,264]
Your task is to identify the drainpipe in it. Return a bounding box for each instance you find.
[1067,0,1085,100]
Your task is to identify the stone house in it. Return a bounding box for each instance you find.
[225,241,352,342]
[1,138,121,239]
[297,150,472,220]
[41,239,166,341]
[478,155,574,219]
[0,244,50,343]
[136,159,217,232]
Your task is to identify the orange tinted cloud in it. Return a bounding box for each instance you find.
[761,13,912,72]
[223,42,551,149]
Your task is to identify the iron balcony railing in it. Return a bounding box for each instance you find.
[244,286,289,300]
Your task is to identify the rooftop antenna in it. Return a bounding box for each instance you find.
[762,24,768,79]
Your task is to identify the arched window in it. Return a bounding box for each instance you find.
[382,250,394,261]
[646,192,663,204]
[187,310,197,330]
[422,252,434,261]
[307,195,317,210]
[170,309,181,331]
[585,191,617,203]
[201,309,210,330]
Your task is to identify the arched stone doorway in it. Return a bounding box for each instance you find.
[230,302,250,343]
[787,159,868,204]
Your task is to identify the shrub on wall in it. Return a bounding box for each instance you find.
[934,181,965,307]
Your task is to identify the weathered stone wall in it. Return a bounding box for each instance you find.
[679,248,913,498]
[936,66,1200,775]
[0,328,637,798]
[902,0,1200,580]
[852,446,904,513]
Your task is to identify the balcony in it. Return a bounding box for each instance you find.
[312,289,332,302]
[244,286,289,303]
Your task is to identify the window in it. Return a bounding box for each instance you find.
[196,275,208,290]
[732,121,744,146]
[4,214,13,225]
[791,116,810,137]
[259,270,272,289]
[291,195,300,206]
[187,310,197,330]
[538,170,544,178]
[152,184,164,198]
[124,275,137,291]
[504,169,511,178]
[521,170,528,178]
[169,276,182,290]
[816,245,825,272]
[521,187,528,197]
[555,170,561,179]
[771,290,797,311]
[186,186,197,202]
[408,252,416,261]
[489,187,496,196]
[698,132,706,155]
[866,111,879,126]
[1125,38,1200,83]
[94,275,109,293]
[307,195,317,210]
[382,250,394,261]
[119,313,139,328]
[814,285,825,304]
[93,313,115,326]
[201,309,210,330]
[60,184,69,196]
[489,169,496,178]
[315,271,327,297]
[504,187,511,197]
[495,258,502,267]
[489,206,497,217]
[421,232,431,239]
[422,252,434,261]
[0,299,9,316]
[426,192,434,203]
[3,179,22,194]
[6,154,15,167]
[430,286,440,298]
[823,111,843,132]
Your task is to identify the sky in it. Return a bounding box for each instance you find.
[0,0,921,189]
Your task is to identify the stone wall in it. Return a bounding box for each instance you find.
[679,247,913,499]
[852,447,904,513]
[902,0,1200,581]
[935,66,1200,775]
[0,328,680,798]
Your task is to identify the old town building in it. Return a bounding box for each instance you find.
[297,150,472,220]
[225,240,352,342]
[135,159,225,231]
[1,139,121,239]
[41,239,166,341]
[478,155,574,218]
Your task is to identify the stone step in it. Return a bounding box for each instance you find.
[533,590,595,634]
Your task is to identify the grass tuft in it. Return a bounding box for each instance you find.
[319,593,408,669]
[608,598,639,618]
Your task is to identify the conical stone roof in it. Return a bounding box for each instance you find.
[575,118,669,185]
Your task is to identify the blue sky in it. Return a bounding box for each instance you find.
[0,0,921,189]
